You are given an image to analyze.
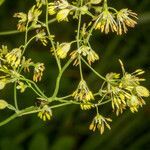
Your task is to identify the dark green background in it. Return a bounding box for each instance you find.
[0,0,150,150]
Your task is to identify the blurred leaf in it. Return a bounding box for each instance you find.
[0,138,23,150]
[51,136,76,150]
[0,0,5,6]
[28,133,48,150]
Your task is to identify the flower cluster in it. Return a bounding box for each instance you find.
[14,4,42,31]
[5,48,22,68]
[72,80,94,102]
[48,0,72,22]
[70,45,99,65]
[36,29,48,46]
[80,102,94,110]
[55,42,71,59]
[38,105,52,121]
[0,0,149,136]
[95,7,137,35]
[33,63,45,82]
[89,114,112,134]
[101,66,149,115]
[0,45,45,94]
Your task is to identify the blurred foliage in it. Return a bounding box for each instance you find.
[0,0,150,150]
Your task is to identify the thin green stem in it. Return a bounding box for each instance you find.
[13,22,30,111]
[57,94,72,100]
[51,59,73,99]
[98,99,111,106]
[79,56,84,80]
[81,57,106,81]
[20,76,47,99]
[25,21,29,45]
[45,0,61,72]
[86,20,98,42]
[0,106,36,127]
[77,0,84,80]
[14,82,19,110]
[96,106,99,115]
[0,18,56,36]
[22,35,37,55]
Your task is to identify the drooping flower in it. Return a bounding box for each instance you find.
[36,29,48,46]
[56,42,71,59]
[28,5,42,23]
[116,9,138,35]
[21,57,33,72]
[5,48,22,68]
[80,102,94,110]
[33,63,45,82]
[72,80,94,102]
[70,45,99,66]
[87,49,99,65]
[127,95,146,113]
[56,9,70,22]
[89,114,112,134]
[13,12,27,31]
[38,105,52,121]
[95,10,117,34]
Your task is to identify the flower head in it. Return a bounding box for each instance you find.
[13,12,27,31]
[116,9,138,35]
[89,114,112,134]
[95,10,117,34]
[28,5,42,23]
[70,45,99,66]
[0,100,8,110]
[127,95,146,113]
[5,48,22,68]
[72,80,94,102]
[56,9,70,22]
[48,0,69,16]
[102,64,149,115]
[56,42,71,59]
[87,49,99,65]
[16,81,27,93]
[21,57,33,72]
[36,29,48,46]
[80,102,94,110]
[33,63,45,82]
[38,105,52,121]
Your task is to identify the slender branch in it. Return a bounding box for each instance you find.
[20,76,47,99]
[51,59,73,99]
[0,106,36,127]
[0,18,56,36]
[81,57,106,81]
[14,82,19,110]
[45,0,61,72]
[77,0,84,80]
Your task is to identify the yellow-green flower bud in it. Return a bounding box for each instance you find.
[136,86,149,97]
[48,6,56,15]
[0,100,8,109]
[56,9,70,22]
[56,43,71,59]
[90,0,102,4]
[80,6,88,15]
[0,79,6,90]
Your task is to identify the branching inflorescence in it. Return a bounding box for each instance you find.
[0,0,149,134]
